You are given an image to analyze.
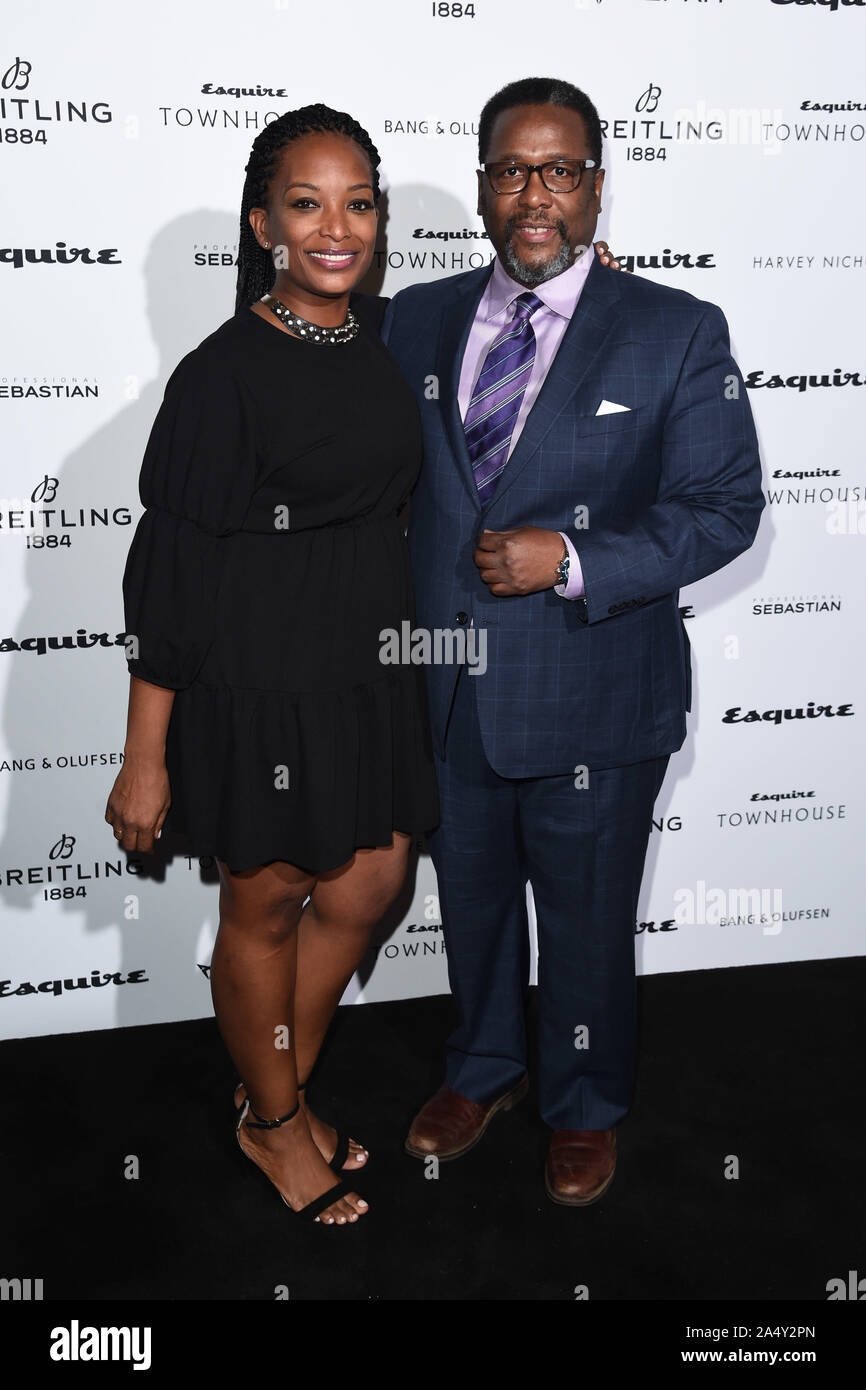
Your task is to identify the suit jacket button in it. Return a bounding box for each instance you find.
[456,611,468,625]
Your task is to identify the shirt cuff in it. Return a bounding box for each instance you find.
[553,531,585,599]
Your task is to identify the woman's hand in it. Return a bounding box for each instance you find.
[594,241,629,271]
[105,755,171,853]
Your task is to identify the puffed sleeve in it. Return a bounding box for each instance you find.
[122,346,258,690]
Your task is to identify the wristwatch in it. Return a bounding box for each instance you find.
[555,542,570,587]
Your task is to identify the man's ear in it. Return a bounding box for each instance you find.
[476,169,484,218]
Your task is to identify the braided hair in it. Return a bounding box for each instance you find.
[235,103,381,313]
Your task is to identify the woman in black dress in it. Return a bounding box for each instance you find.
[105,106,439,1227]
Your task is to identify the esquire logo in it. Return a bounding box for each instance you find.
[159,80,284,130]
[412,229,490,242]
[200,81,288,98]
[605,249,715,274]
[0,628,130,655]
[801,100,866,112]
[745,369,864,391]
[0,242,120,270]
[771,0,865,10]
[715,788,846,831]
[722,702,853,725]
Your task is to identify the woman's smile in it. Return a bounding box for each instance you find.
[305,247,360,270]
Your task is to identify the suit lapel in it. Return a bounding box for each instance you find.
[435,263,494,513]
[482,252,627,514]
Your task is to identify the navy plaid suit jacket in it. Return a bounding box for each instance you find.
[381,253,765,776]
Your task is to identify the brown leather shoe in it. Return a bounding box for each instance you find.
[404,1075,529,1161]
[545,1128,616,1206]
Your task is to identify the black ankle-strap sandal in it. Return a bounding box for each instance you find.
[233,1080,364,1173]
[235,1096,358,1223]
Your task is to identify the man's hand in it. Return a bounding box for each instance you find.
[594,240,630,272]
[474,527,566,596]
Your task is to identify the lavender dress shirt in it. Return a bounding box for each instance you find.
[456,249,593,600]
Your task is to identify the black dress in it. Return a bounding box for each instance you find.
[122,296,439,873]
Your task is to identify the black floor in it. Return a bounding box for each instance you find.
[3,957,864,1302]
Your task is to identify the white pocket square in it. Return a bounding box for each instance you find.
[595,399,631,415]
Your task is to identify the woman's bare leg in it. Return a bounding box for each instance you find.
[211,856,367,1225]
[234,832,413,1169]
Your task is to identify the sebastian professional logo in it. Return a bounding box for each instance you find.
[0,378,98,400]
[752,595,842,616]
[193,240,238,267]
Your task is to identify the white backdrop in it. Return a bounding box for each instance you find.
[1,0,864,1039]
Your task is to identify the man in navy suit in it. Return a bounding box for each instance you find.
[381,77,764,1204]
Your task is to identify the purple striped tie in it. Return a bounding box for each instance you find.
[464,291,543,505]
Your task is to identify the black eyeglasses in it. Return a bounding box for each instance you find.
[481,159,600,195]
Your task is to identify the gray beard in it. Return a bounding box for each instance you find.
[501,226,576,287]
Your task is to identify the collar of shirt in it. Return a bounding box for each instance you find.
[482,245,594,324]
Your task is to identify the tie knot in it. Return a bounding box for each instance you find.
[513,291,544,321]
